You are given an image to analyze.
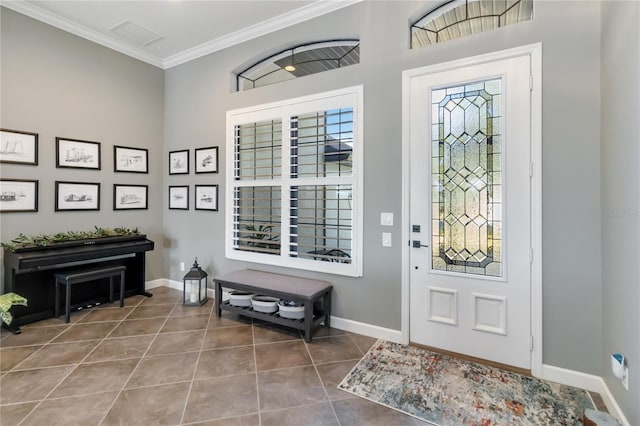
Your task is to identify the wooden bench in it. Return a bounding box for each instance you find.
[214,269,332,342]
[54,265,126,323]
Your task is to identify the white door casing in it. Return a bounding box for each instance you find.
[403,45,542,371]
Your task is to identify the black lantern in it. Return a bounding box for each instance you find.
[183,258,208,306]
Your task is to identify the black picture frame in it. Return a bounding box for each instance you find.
[114,184,148,210]
[195,184,218,211]
[0,128,38,165]
[55,181,100,211]
[169,185,189,210]
[195,146,218,174]
[114,145,148,173]
[0,179,38,212]
[169,150,189,175]
[56,137,101,170]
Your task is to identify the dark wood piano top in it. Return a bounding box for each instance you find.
[4,236,154,271]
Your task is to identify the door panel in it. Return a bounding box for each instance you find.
[409,55,531,369]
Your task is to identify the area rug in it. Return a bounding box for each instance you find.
[338,340,595,425]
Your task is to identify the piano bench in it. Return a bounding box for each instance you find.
[54,265,126,323]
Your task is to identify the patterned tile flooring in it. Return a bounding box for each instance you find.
[0,287,427,425]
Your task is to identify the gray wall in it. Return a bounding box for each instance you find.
[0,8,165,281]
[164,1,603,374]
[601,2,640,424]
[0,0,613,387]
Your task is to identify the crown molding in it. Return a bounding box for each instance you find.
[2,0,362,70]
[1,0,165,68]
[162,0,363,69]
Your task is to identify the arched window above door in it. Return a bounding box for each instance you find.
[236,39,359,92]
[411,0,533,48]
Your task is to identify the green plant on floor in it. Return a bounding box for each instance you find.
[0,292,27,325]
[1,226,140,251]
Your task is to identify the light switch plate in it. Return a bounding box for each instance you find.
[381,212,394,226]
[382,232,392,247]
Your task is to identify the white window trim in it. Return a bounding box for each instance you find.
[225,85,364,277]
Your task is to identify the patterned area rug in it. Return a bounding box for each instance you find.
[338,340,595,425]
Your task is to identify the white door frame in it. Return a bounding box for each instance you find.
[400,43,543,377]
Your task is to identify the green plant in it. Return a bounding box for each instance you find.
[1,226,140,251]
[240,224,280,249]
[0,293,27,325]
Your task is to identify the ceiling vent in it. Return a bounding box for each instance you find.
[109,20,162,46]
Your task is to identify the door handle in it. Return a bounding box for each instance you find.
[412,240,429,248]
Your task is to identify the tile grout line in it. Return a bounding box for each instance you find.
[251,318,263,426]
[10,307,101,426]
[303,331,344,426]
[96,294,179,426]
[14,297,142,426]
[177,297,217,426]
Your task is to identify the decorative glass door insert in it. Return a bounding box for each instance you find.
[431,78,502,277]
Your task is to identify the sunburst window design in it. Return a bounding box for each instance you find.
[411,0,533,48]
[236,40,359,91]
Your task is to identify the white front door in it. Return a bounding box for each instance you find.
[408,54,532,369]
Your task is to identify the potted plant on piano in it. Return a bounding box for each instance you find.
[0,292,27,331]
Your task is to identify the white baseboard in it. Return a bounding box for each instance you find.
[329,315,403,343]
[147,279,629,424]
[596,378,631,426]
[145,278,169,289]
[541,364,630,425]
[147,279,216,298]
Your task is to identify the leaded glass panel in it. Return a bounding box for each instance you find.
[431,78,502,277]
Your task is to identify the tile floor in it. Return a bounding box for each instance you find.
[0,287,426,425]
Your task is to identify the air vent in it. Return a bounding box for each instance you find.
[109,20,162,46]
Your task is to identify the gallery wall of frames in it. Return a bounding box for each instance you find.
[0,127,219,214]
[168,147,219,211]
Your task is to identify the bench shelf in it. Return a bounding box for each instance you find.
[214,269,332,342]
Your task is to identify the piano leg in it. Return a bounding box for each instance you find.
[2,322,22,335]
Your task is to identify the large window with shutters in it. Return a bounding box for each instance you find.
[226,87,363,277]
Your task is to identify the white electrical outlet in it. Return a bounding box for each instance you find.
[180,262,185,272]
[381,212,394,226]
[623,367,629,391]
[382,232,392,247]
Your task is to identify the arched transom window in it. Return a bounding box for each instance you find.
[411,0,533,48]
[236,40,359,92]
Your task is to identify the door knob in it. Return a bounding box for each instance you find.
[412,240,429,248]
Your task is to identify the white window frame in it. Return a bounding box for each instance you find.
[226,86,364,277]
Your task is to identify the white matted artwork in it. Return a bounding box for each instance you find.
[169,150,189,174]
[56,137,101,169]
[55,181,100,211]
[195,185,218,211]
[169,186,189,210]
[195,146,218,173]
[0,179,38,212]
[0,129,38,165]
[114,184,148,210]
[114,145,148,173]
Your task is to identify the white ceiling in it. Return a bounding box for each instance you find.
[2,0,360,69]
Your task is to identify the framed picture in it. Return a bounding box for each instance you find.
[0,179,38,212]
[0,129,38,165]
[195,146,218,174]
[169,150,189,175]
[114,145,148,173]
[195,185,218,211]
[56,137,101,170]
[114,184,148,210]
[169,185,189,210]
[55,181,100,211]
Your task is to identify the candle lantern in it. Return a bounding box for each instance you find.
[182,258,208,306]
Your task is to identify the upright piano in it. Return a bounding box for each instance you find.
[3,235,154,330]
